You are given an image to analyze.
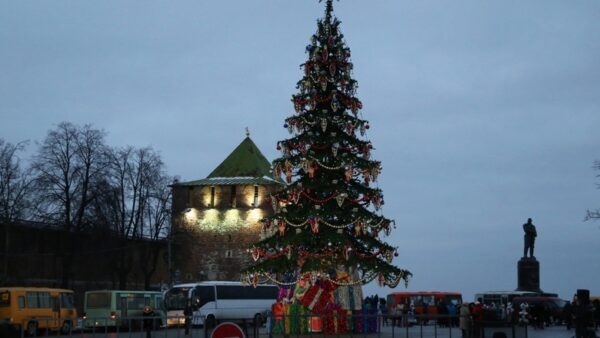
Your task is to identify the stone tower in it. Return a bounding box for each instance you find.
[170,135,282,282]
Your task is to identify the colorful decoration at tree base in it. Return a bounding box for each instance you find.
[268,272,380,335]
[270,304,379,335]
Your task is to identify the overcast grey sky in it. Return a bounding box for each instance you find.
[1,1,599,301]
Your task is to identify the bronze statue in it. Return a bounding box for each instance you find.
[523,218,537,258]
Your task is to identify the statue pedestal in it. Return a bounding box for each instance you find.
[516,257,542,293]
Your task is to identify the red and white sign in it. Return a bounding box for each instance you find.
[210,322,246,338]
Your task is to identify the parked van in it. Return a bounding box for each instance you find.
[0,287,77,336]
[164,281,277,328]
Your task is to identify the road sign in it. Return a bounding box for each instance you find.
[210,322,246,338]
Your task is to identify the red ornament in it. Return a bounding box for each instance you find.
[344,165,353,182]
[354,222,362,236]
[309,217,320,233]
[278,220,286,236]
[308,164,316,178]
[251,247,261,261]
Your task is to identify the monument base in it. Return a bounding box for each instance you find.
[516,257,542,293]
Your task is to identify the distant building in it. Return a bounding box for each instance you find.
[170,135,282,282]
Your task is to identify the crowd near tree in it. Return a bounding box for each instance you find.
[0,122,172,289]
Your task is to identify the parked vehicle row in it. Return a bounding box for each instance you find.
[1,282,279,335]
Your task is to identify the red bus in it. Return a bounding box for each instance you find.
[387,291,462,322]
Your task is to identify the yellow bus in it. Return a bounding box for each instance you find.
[0,287,78,336]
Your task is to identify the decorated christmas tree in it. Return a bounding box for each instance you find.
[243,0,411,292]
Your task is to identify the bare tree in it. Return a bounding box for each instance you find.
[585,160,600,222]
[138,172,171,289]
[95,146,171,289]
[0,139,32,283]
[30,122,107,287]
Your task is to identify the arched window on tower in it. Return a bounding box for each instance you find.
[230,185,237,208]
[253,185,259,208]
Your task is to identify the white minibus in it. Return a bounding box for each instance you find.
[163,281,277,328]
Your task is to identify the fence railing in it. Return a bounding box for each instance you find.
[7,313,533,338]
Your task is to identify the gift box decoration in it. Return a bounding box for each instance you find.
[322,307,348,335]
[301,284,333,314]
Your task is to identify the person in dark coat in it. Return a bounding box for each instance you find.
[184,300,193,335]
[143,305,155,338]
[563,301,573,330]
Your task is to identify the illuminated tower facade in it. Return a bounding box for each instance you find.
[171,135,282,282]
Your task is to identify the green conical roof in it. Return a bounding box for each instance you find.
[207,137,272,178]
[174,136,282,186]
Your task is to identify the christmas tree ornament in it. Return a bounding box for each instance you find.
[344,246,352,260]
[278,220,286,236]
[331,96,340,112]
[309,217,320,233]
[360,123,366,136]
[320,117,328,132]
[302,158,310,172]
[385,250,393,263]
[335,192,347,207]
[371,167,380,181]
[271,198,278,213]
[319,76,328,91]
[363,144,371,159]
[308,164,316,178]
[346,123,355,135]
[354,221,362,236]
[363,170,371,186]
[344,165,353,182]
[252,247,261,261]
[331,143,339,157]
[287,246,293,260]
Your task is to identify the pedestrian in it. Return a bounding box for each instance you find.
[446,301,457,327]
[471,301,483,338]
[563,301,573,330]
[379,298,388,326]
[184,300,193,335]
[459,302,471,338]
[393,302,403,327]
[142,305,154,338]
